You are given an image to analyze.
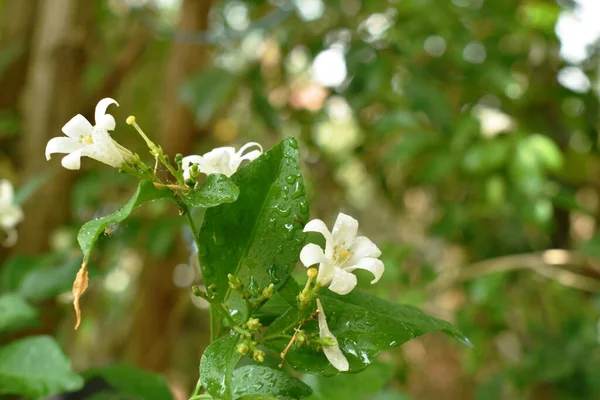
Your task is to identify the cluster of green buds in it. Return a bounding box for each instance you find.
[227,273,275,310]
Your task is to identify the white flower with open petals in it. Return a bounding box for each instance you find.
[300,212,384,295]
[182,142,263,179]
[45,98,133,170]
[317,299,349,371]
[0,180,24,247]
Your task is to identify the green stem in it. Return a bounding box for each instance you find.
[190,395,213,400]
[191,378,203,397]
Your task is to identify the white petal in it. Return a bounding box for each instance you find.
[347,236,381,266]
[303,219,334,256]
[237,141,263,156]
[0,180,14,206]
[94,98,118,127]
[62,114,93,138]
[345,257,384,284]
[316,262,335,287]
[316,299,349,372]
[87,130,129,168]
[45,137,86,160]
[0,205,23,229]
[201,147,235,176]
[182,155,204,180]
[300,243,325,267]
[96,114,116,131]
[331,213,358,249]
[61,149,85,170]
[328,267,358,295]
[229,150,262,172]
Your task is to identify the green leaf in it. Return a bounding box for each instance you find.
[0,293,39,335]
[304,362,394,400]
[0,335,83,398]
[463,139,510,174]
[266,290,471,375]
[83,364,174,400]
[77,180,173,261]
[17,256,81,302]
[182,174,240,208]
[252,90,281,132]
[232,365,312,399]
[525,134,563,171]
[199,137,309,317]
[200,334,243,400]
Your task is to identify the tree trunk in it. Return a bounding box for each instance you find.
[13,0,94,255]
[127,0,214,372]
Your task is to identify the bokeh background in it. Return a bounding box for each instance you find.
[1,0,600,399]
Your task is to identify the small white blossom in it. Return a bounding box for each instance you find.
[45,98,133,170]
[317,298,349,371]
[300,212,384,295]
[182,142,263,179]
[0,180,24,247]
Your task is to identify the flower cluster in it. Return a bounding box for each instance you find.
[299,213,384,371]
[0,180,24,247]
[47,99,383,373]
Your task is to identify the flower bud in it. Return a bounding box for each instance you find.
[261,283,275,299]
[307,268,318,279]
[246,318,262,331]
[296,331,307,344]
[253,350,265,363]
[237,343,249,356]
[228,273,242,290]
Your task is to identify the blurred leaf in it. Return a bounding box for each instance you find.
[13,171,53,205]
[83,365,174,400]
[525,134,563,171]
[181,174,240,208]
[0,293,39,335]
[77,180,173,261]
[180,67,238,125]
[232,365,312,399]
[372,110,418,135]
[252,90,282,131]
[303,362,394,400]
[463,139,511,174]
[17,256,81,302]
[0,336,83,398]
[200,334,242,400]
[199,138,309,319]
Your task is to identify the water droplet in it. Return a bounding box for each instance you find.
[277,205,292,216]
[285,174,297,184]
[291,181,305,199]
[268,217,277,230]
[288,139,299,149]
[268,265,282,284]
[299,200,309,214]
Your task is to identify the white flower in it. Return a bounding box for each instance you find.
[45,98,133,170]
[300,212,384,295]
[0,180,24,247]
[316,298,349,371]
[182,142,263,179]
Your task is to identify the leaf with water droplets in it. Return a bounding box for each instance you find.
[83,364,174,400]
[199,138,309,319]
[265,289,471,375]
[232,365,312,399]
[200,334,243,400]
[181,174,239,208]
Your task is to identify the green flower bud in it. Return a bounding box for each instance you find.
[296,331,307,344]
[237,343,249,356]
[228,273,242,290]
[246,318,262,331]
[262,283,275,299]
[253,350,265,363]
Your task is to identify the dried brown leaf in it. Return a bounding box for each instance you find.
[73,261,89,330]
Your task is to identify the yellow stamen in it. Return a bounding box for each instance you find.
[126,115,136,125]
[307,268,318,279]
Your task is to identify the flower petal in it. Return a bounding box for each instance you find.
[87,130,129,168]
[317,299,349,372]
[347,236,381,266]
[45,137,85,160]
[61,149,85,170]
[229,150,262,172]
[202,147,235,176]
[62,114,93,138]
[237,141,263,156]
[331,213,358,249]
[316,262,335,287]
[94,98,118,128]
[96,114,116,131]
[345,257,384,284]
[328,267,358,295]
[0,180,14,206]
[0,205,23,229]
[182,155,204,180]
[2,226,18,247]
[304,218,334,259]
[300,243,325,267]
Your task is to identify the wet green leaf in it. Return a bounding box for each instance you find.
[200,335,242,400]
[232,365,312,399]
[266,290,471,375]
[181,174,239,208]
[0,336,83,398]
[199,138,309,318]
[77,180,173,261]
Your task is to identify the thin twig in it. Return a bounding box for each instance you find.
[278,320,305,368]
